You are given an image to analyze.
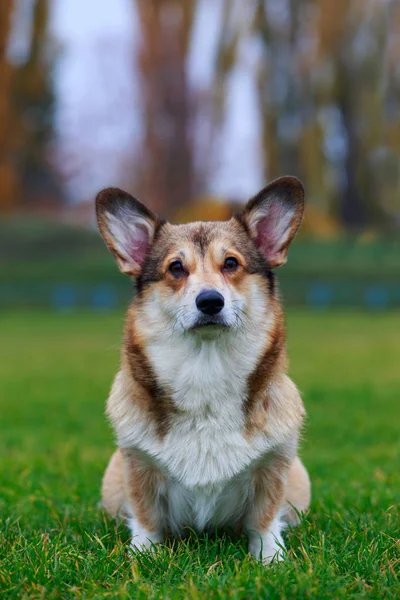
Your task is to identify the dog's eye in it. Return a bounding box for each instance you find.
[169,260,185,276]
[224,257,239,271]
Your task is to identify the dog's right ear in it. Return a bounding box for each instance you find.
[96,188,160,277]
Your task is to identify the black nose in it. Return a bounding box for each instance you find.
[196,290,225,315]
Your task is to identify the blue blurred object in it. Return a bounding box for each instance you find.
[1,280,398,310]
[92,285,117,311]
[307,283,332,309]
[52,284,76,311]
[364,285,388,310]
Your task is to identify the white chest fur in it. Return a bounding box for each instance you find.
[159,405,271,489]
[160,408,268,533]
[111,327,277,533]
[147,329,271,481]
[146,333,270,533]
[166,468,254,534]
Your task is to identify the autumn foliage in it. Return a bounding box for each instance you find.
[0,1,399,233]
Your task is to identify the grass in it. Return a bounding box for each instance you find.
[0,309,399,599]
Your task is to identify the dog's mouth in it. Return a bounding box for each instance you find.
[190,316,229,331]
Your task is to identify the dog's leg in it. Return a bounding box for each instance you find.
[245,455,290,565]
[282,456,311,526]
[121,448,165,552]
[101,449,125,518]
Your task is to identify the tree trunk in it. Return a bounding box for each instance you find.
[0,0,17,211]
[136,0,196,218]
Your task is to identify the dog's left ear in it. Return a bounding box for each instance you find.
[239,176,304,268]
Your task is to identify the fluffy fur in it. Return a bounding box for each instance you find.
[97,176,311,564]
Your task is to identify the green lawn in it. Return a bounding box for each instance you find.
[0,310,399,599]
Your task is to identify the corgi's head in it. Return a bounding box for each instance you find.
[96,177,304,338]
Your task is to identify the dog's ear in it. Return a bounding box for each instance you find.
[239,176,304,268]
[96,188,160,276]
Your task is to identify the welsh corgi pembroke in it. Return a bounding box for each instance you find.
[97,176,310,564]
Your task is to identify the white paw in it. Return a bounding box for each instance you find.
[130,534,161,553]
[261,537,286,564]
[127,517,163,553]
[248,531,286,565]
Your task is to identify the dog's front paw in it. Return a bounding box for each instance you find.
[248,531,286,565]
[127,518,163,553]
[130,534,162,553]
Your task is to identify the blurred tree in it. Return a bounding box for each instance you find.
[0,0,58,213]
[382,0,400,224]
[136,0,197,217]
[12,0,60,208]
[317,0,388,229]
[253,0,304,179]
[214,0,250,127]
[252,0,331,220]
[0,0,17,211]
[223,0,398,232]
[136,0,241,219]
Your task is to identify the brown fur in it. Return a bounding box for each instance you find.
[251,455,290,531]
[123,314,177,437]
[137,219,270,294]
[283,456,311,525]
[101,448,125,518]
[244,299,287,434]
[121,449,164,533]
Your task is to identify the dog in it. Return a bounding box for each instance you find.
[97,176,311,564]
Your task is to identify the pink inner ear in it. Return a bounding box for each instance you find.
[255,216,280,260]
[126,224,150,267]
[254,202,290,261]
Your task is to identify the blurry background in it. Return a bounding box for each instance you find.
[1,0,399,310]
[2,5,399,593]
